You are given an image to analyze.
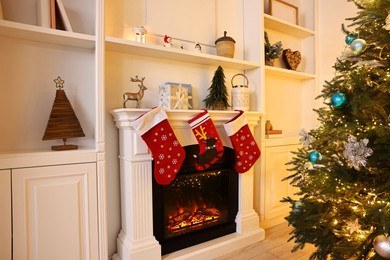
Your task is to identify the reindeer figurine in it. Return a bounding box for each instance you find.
[193,125,223,170]
[122,76,148,108]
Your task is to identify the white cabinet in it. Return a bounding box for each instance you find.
[12,163,98,260]
[260,141,300,228]
[0,170,12,260]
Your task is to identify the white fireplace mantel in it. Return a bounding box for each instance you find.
[112,108,265,260]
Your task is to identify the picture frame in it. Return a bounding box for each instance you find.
[270,0,299,25]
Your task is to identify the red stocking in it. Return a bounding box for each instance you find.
[224,110,260,173]
[188,110,224,170]
[131,106,185,185]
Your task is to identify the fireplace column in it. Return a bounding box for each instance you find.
[112,120,161,260]
[235,117,262,234]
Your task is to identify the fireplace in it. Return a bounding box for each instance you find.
[153,146,238,254]
[111,109,265,260]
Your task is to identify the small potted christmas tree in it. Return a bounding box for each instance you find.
[264,31,282,66]
[203,66,230,110]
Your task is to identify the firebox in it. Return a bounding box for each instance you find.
[153,145,239,255]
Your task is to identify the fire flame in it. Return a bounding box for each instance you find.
[167,202,221,234]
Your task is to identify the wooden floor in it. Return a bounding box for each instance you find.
[214,221,316,260]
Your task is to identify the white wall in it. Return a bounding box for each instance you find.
[318,0,358,97]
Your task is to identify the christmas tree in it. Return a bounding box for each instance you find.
[203,66,230,110]
[283,0,390,259]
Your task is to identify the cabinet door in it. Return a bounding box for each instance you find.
[12,163,98,260]
[263,145,299,226]
[0,169,12,260]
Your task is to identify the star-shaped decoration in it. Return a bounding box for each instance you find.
[54,76,65,89]
[346,218,361,234]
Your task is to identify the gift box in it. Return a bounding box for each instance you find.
[159,82,193,109]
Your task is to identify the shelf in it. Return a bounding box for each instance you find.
[0,148,97,169]
[265,135,300,147]
[0,19,95,49]
[105,36,261,70]
[264,14,315,38]
[265,66,315,80]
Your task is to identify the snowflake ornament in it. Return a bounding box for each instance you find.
[299,129,315,149]
[343,135,373,170]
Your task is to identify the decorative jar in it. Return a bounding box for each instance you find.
[215,31,235,58]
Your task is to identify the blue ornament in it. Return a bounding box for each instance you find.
[308,151,322,164]
[350,38,367,54]
[345,34,357,45]
[331,92,347,108]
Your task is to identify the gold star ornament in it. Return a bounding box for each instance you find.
[54,76,65,89]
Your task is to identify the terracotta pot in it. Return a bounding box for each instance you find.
[265,58,275,66]
[211,101,227,110]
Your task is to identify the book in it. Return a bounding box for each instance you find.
[36,0,51,27]
[50,0,56,28]
[0,0,3,19]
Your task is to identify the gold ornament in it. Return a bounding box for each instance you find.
[346,218,361,234]
[373,235,390,259]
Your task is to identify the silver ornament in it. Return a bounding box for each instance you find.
[292,201,303,213]
[373,235,390,259]
[352,60,384,68]
[343,135,373,170]
[299,128,315,149]
[350,39,367,54]
[338,49,362,63]
[384,14,390,31]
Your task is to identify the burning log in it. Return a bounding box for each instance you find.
[192,208,220,223]
[167,207,221,233]
[168,210,192,227]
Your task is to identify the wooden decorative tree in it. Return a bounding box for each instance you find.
[203,66,230,110]
[42,76,85,150]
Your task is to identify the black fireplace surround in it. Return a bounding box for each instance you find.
[153,145,239,255]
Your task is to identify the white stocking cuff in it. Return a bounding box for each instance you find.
[224,110,248,136]
[130,106,168,136]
